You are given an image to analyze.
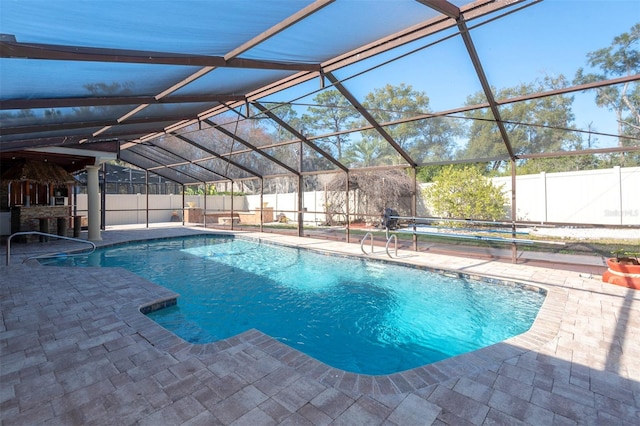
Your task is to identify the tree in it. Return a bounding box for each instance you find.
[263,103,301,143]
[423,166,506,221]
[462,75,580,171]
[324,169,414,225]
[184,185,204,195]
[360,83,460,164]
[574,23,640,165]
[300,90,360,161]
[416,163,488,183]
[513,155,601,175]
[342,138,393,167]
[75,82,135,120]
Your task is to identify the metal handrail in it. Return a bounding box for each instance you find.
[389,215,565,246]
[360,232,374,255]
[385,234,397,258]
[6,231,96,266]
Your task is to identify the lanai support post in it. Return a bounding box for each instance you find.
[203,183,207,228]
[298,142,304,237]
[345,171,350,243]
[260,178,264,233]
[101,163,106,231]
[230,181,234,230]
[412,166,418,252]
[86,165,102,241]
[145,170,149,228]
[511,159,517,264]
[298,176,304,237]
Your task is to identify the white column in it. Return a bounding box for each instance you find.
[86,165,102,241]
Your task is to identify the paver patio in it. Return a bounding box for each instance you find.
[1,226,638,425]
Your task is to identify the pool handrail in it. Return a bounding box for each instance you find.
[385,234,397,258]
[386,215,566,246]
[361,232,374,255]
[6,231,96,266]
[391,215,553,228]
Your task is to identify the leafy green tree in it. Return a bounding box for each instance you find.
[360,83,460,164]
[206,184,218,195]
[513,155,601,175]
[417,163,490,182]
[183,185,204,195]
[342,138,393,167]
[462,75,580,171]
[264,103,301,143]
[300,90,359,160]
[423,166,506,220]
[574,23,640,165]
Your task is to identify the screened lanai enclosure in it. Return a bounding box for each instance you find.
[1,0,639,255]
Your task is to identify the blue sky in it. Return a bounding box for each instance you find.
[473,0,638,143]
[327,0,639,148]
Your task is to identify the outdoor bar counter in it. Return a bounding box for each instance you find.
[10,205,75,239]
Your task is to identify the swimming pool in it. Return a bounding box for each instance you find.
[42,235,545,375]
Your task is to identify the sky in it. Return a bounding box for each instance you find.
[327,0,639,148]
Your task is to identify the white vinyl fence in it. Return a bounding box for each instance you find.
[74,166,639,227]
[491,166,639,225]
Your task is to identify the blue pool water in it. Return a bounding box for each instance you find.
[42,235,545,375]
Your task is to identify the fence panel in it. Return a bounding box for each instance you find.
[72,166,639,227]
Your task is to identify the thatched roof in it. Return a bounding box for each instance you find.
[1,160,77,185]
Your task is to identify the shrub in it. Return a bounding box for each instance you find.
[423,165,506,221]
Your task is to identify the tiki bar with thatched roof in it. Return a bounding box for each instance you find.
[1,159,79,239]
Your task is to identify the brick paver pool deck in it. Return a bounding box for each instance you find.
[1,226,638,425]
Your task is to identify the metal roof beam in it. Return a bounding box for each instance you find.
[171,133,262,179]
[0,40,320,71]
[241,0,523,104]
[298,74,640,143]
[77,0,335,147]
[249,74,639,158]
[250,102,349,173]
[137,142,232,181]
[415,0,460,19]
[224,0,335,61]
[119,149,201,184]
[324,72,416,167]
[519,145,640,160]
[133,1,522,146]
[0,94,246,110]
[456,18,516,159]
[0,137,84,152]
[1,114,197,136]
[203,119,300,176]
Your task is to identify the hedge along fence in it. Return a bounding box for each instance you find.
[74,166,640,227]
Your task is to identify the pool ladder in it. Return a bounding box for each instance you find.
[360,231,397,258]
[385,234,397,258]
[361,232,374,255]
[6,231,96,266]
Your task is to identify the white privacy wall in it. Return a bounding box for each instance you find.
[76,166,639,226]
[492,166,639,225]
[74,194,185,225]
